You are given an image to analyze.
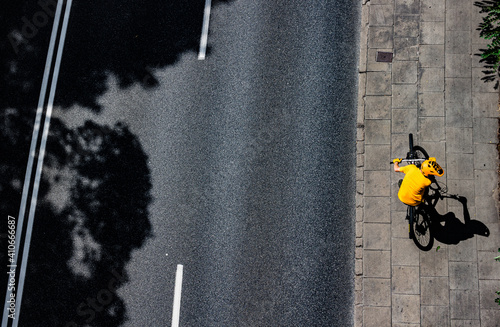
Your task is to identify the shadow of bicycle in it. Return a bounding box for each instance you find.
[422,192,490,245]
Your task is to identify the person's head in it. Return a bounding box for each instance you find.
[421,157,444,177]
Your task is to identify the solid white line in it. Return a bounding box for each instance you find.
[171,264,184,327]
[11,1,72,326]
[0,1,64,326]
[198,0,212,60]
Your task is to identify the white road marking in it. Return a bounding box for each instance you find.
[171,264,184,327]
[198,0,212,60]
[1,1,65,326]
[2,1,72,326]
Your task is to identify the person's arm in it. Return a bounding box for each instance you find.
[393,158,402,172]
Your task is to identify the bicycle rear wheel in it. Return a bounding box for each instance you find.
[410,207,434,251]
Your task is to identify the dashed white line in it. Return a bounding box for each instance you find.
[198,0,212,60]
[171,264,184,327]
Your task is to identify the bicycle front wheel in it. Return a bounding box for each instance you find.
[412,145,429,167]
[410,207,434,251]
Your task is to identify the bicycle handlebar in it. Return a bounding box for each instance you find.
[389,158,426,164]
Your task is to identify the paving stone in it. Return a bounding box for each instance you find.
[392,265,420,294]
[365,119,391,144]
[445,180,475,206]
[449,261,479,289]
[421,21,445,44]
[471,9,490,46]
[369,5,394,26]
[363,306,392,327]
[393,84,418,108]
[364,250,391,277]
[392,294,421,323]
[446,0,470,10]
[419,45,445,68]
[472,68,498,93]
[393,61,418,84]
[394,37,419,61]
[365,96,391,119]
[446,30,471,54]
[476,222,500,251]
[446,104,473,128]
[418,141,446,166]
[392,109,418,133]
[477,250,500,279]
[446,78,472,106]
[421,0,445,21]
[364,223,391,250]
[421,277,450,305]
[480,309,500,327]
[369,26,394,48]
[471,51,487,68]
[446,153,474,180]
[365,196,391,222]
[450,320,481,327]
[364,278,392,306]
[479,280,500,309]
[367,48,392,71]
[446,127,473,153]
[366,71,392,95]
[370,0,393,4]
[450,290,480,319]
[392,237,420,265]
[391,209,409,238]
[391,133,413,157]
[448,236,478,261]
[365,170,391,197]
[421,306,450,327]
[420,246,449,276]
[394,15,419,38]
[475,196,499,223]
[446,54,472,78]
[395,0,420,14]
[474,143,498,170]
[419,68,444,92]
[446,8,471,31]
[475,170,498,197]
[473,118,499,143]
[418,116,445,141]
[418,92,445,117]
[365,144,391,170]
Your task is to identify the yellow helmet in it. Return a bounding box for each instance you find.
[421,157,444,177]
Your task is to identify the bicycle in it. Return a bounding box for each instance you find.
[391,133,434,251]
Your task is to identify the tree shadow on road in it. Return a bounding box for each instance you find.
[0,0,234,325]
[1,119,154,327]
[2,0,235,112]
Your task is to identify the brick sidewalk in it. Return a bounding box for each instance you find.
[355,0,500,325]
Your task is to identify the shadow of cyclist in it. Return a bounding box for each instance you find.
[421,185,490,245]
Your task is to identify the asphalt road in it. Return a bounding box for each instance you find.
[1,1,361,326]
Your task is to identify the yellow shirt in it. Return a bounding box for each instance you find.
[398,165,431,206]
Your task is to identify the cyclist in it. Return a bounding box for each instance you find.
[393,157,444,206]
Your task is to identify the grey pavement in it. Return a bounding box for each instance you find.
[356,0,500,325]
